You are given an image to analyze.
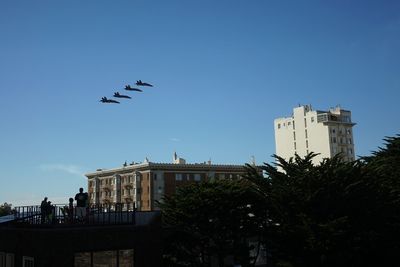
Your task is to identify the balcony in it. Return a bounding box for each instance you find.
[101,184,113,192]
[317,113,355,125]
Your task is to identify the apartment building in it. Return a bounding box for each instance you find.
[274,105,356,164]
[85,154,248,211]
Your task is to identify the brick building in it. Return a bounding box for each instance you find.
[85,154,248,211]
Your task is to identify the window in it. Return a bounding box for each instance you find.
[304,118,307,127]
[175,174,182,181]
[6,253,14,267]
[119,249,134,267]
[154,174,157,181]
[306,140,309,148]
[332,128,336,134]
[0,252,4,267]
[93,251,117,267]
[347,129,351,135]
[340,137,343,144]
[293,132,296,141]
[332,137,337,143]
[288,121,291,126]
[294,142,296,150]
[194,174,201,181]
[348,148,353,155]
[305,129,308,139]
[293,121,295,130]
[311,117,314,123]
[348,138,352,144]
[22,256,34,267]
[277,123,281,129]
[74,252,91,267]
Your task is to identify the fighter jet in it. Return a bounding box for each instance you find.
[100,97,120,104]
[124,85,143,92]
[113,92,131,99]
[135,80,153,87]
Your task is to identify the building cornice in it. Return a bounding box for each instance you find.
[85,162,249,179]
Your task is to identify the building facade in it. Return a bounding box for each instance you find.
[85,154,248,211]
[274,105,356,164]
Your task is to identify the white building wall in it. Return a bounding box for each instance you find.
[275,105,356,165]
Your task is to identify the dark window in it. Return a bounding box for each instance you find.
[194,174,201,181]
[22,256,34,267]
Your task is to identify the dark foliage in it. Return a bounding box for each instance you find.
[244,135,400,267]
[158,179,266,267]
[0,202,13,216]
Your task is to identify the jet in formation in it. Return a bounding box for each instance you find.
[100,80,154,104]
[136,80,153,87]
[113,92,132,99]
[100,97,120,104]
[124,85,143,92]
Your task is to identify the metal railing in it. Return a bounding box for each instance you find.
[11,203,136,226]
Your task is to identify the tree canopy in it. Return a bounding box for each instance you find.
[158,179,266,267]
[0,202,13,216]
[159,134,400,267]
[244,135,400,267]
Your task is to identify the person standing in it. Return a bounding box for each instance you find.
[75,188,88,222]
[40,197,48,224]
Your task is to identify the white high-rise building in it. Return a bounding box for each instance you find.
[274,105,356,164]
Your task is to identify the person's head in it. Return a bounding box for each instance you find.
[79,187,83,193]
[44,197,48,201]
[69,198,73,203]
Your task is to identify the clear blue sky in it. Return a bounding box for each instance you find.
[1,0,399,206]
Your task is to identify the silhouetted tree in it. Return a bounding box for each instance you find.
[0,202,13,216]
[158,179,266,267]
[245,139,400,267]
[361,135,400,189]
